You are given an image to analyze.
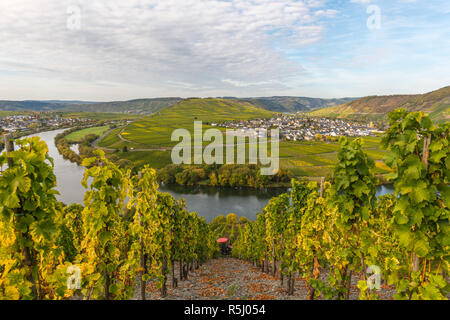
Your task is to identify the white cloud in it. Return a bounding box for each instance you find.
[315,9,339,17]
[350,0,374,4]
[1,0,446,100]
[222,79,281,88]
[0,0,334,99]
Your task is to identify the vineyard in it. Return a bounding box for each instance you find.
[0,139,218,299]
[0,109,449,300]
[233,109,450,300]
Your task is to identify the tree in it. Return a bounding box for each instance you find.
[211,215,225,225]
[226,213,238,225]
[239,216,249,224]
[209,172,218,186]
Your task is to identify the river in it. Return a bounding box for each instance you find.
[5,129,394,222]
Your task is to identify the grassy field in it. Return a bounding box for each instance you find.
[97,98,391,178]
[65,126,110,142]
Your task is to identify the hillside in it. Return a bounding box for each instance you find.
[309,86,450,122]
[96,98,390,179]
[114,98,274,147]
[0,96,356,114]
[0,98,182,115]
[225,97,357,113]
[0,100,67,111]
[63,98,182,114]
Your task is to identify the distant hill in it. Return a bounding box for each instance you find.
[105,98,274,148]
[0,96,354,114]
[38,100,97,105]
[0,98,182,114]
[4,87,448,121]
[224,96,357,113]
[63,98,183,114]
[310,86,450,123]
[0,100,67,111]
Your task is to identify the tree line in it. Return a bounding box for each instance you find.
[158,163,292,188]
[54,126,100,165]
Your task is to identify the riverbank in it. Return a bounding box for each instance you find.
[157,163,292,189]
[159,183,394,222]
[54,125,109,165]
[3,128,395,220]
[48,125,393,189]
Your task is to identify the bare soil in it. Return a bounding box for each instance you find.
[133,258,397,300]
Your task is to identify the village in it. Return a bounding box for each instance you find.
[217,115,382,141]
[0,113,95,133]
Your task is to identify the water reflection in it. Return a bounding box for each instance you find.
[159,183,394,222]
[159,184,287,221]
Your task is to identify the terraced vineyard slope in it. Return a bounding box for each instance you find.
[104,98,274,148]
[97,98,390,178]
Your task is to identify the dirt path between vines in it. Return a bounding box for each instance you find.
[133,258,396,300]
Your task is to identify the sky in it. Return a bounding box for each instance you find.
[0,0,449,101]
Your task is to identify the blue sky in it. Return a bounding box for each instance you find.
[290,0,450,97]
[0,0,448,100]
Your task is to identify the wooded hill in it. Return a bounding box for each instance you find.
[2,86,449,122]
[63,98,183,114]
[0,96,354,114]
[0,100,81,111]
[310,86,450,123]
[0,98,182,115]
[223,96,357,113]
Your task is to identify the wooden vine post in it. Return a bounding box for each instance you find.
[4,134,14,168]
[309,176,325,300]
[412,135,432,274]
[320,177,324,198]
[137,171,146,300]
